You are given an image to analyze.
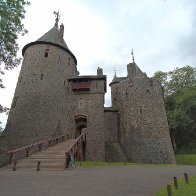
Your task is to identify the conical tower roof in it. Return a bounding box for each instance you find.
[22,23,77,64]
[109,72,127,86]
[36,25,69,50]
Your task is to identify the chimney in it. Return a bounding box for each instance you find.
[97,67,103,75]
[60,23,64,39]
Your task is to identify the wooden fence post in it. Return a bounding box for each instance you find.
[173,177,178,189]
[12,161,17,171]
[9,153,13,164]
[38,144,42,151]
[184,173,189,184]
[26,149,29,157]
[37,161,41,171]
[167,184,172,196]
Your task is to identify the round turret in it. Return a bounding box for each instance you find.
[4,21,78,149]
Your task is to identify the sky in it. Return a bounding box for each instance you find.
[1,0,196,128]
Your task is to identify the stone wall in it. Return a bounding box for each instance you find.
[104,108,118,143]
[104,108,127,162]
[0,136,10,166]
[114,77,176,164]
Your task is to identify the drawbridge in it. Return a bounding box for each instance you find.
[0,133,86,171]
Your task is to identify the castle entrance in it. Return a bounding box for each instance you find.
[75,116,87,138]
[74,115,87,161]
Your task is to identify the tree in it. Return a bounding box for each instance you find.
[0,0,30,128]
[154,66,196,96]
[154,66,196,153]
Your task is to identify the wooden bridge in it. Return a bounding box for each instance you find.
[0,132,86,171]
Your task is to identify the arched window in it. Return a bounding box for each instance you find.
[78,98,85,109]
[44,49,49,57]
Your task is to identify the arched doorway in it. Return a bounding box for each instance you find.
[74,115,87,161]
[75,115,87,138]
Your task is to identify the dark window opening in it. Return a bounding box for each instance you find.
[139,106,143,114]
[68,58,70,66]
[44,49,49,57]
[40,74,44,80]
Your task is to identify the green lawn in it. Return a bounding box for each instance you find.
[155,176,196,196]
[75,161,171,167]
[176,154,196,165]
[76,161,142,167]
[76,154,196,167]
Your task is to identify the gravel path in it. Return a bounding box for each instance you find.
[0,165,196,196]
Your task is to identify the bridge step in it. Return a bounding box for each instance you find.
[0,139,76,171]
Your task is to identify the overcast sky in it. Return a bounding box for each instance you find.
[1,0,196,128]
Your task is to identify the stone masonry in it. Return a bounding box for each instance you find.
[0,19,176,166]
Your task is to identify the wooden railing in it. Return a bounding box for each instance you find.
[7,135,65,164]
[65,131,86,167]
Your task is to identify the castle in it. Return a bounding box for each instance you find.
[0,18,176,165]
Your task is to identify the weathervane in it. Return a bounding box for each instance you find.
[53,10,60,27]
[131,49,135,63]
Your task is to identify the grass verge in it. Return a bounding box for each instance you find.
[154,176,196,196]
[75,154,196,167]
[176,154,196,165]
[76,161,139,167]
[75,161,171,167]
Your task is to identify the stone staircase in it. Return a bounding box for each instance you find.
[0,139,76,171]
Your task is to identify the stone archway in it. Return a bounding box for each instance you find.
[74,115,87,138]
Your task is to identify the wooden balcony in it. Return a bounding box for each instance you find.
[71,82,91,90]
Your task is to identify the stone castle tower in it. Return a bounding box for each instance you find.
[0,18,176,165]
[108,59,175,163]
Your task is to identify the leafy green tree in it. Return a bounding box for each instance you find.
[0,0,30,70]
[154,66,196,153]
[0,0,30,128]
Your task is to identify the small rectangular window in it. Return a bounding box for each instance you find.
[41,74,44,80]
[45,49,49,57]
[68,57,70,66]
